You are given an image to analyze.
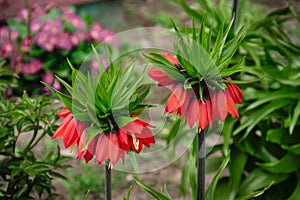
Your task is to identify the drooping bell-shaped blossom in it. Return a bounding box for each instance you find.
[53,108,155,166]
[148,54,242,130]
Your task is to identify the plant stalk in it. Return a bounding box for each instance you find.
[105,160,112,200]
[232,0,239,31]
[197,129,205,200]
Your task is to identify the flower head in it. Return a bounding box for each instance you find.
[149,54,242,130]
[54,108,155,166]
[16,59,43,75]
[47,52,156,167]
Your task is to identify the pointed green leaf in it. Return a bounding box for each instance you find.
[290,100,300,134]
[205,150,230,200]
[41,82,73,112]
[282,143,300,155]
[238,168,288,196]
[288,173,300,200]
[115,116,137,128]
[257,152,300,173]
[134,178,171,200]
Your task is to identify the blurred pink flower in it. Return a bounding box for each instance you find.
[0,42,14,58]
[70,14,85,28]
[16,4,46,22]
[91,56,109,74]
[62,7,85,28]
[43,87,51,93]
[3,42,14,55]
[41,71,55,84]
[42,20,59,33]
[0,26,10,41]
[74,29,90,41]
[43,80,61,93]
[90,22,102,42]
[70,33,80,46]
[16,9,29,22]
[17,59,43,75]
[61,7,74,17]
[35,31,55,51]
[20,36,32,52]
[9,29,19,40]
[55,32,72,50]
[30,19,43,33]
[100,30,120,47]
[52,81,61,90]
[30,3,47,18]
[50,19,62,35]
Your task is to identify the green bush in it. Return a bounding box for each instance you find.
[0,64,71,199]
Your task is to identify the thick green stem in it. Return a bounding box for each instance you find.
[232,0,239,31]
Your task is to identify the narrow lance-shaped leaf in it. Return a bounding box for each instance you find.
[134,177,171,200]
[290,99,300,134]
[205,150,231,200]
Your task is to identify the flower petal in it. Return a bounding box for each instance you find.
[95,134,108,165]
[119,128,129,145]
[163,54,179,65]
[148,67,174,86]
[57,108,71,118]
[108,133,125,165]
[178,90,192,117]
[187,99,200,128]
[63,118,79,148]
[226,83,242,104]
[211,91,227,122]
[165,84,186,114]
[52,115,72,139]
[198,100,209,130]
[205,99,212,127]
[121,120,144,134]
[226,91,239,117]
[77,131,96,163]
[139,127,155,147]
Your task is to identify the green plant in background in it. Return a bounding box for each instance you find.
[0,66,71,199]
[62,163,128,200]
[62,164,105,200]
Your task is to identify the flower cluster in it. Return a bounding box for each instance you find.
[0,3,119,94]
[149,54,242,130]
[53,108,155,166]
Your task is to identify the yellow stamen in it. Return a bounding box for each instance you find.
[132,134,140,150]
[69,145,74,153]
[108,161,113,169]
[173,113,178,120]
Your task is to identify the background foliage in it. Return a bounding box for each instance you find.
[0,62,70,199]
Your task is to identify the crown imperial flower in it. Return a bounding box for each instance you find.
[47,53,155,166]
[148,53,242,130]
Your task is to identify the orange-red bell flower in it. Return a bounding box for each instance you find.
[148,54,243,130]
[53,108,155,166]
